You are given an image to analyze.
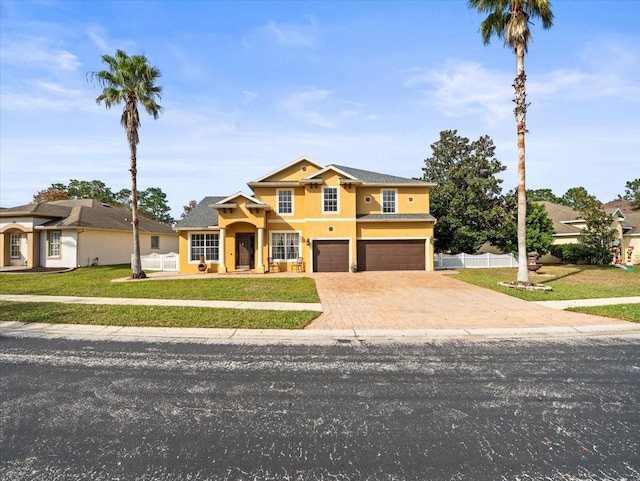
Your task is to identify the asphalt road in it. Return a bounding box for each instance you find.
[1,335,639,480]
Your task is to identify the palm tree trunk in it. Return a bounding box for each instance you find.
[514,41,530,285]
[129,129,146,279]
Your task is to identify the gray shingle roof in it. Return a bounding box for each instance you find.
[1,199,175,234]
[329,165,429,184]
[174,196,226,229]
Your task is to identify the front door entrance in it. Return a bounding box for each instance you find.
[235,233,255,269]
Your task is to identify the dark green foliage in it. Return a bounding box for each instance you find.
[623,178,640,210]
[550,244,600,264]
[138,187,172,223]
[32,181,172,223]
[580,199,614,265]
[561,186,597,211]
[494,193,554,256]
[423,130,506,254]
[527,188,562,204]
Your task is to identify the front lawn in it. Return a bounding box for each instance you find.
[453,265,640,301]
[0,301,319,329]
[569,304,640,323]
[0,265,322,329]
[0,265,320,303]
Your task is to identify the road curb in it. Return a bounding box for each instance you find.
[2,321,639,343]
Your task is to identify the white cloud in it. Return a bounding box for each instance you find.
[1,36,81,71]
[0,81,94,112]
[280,87,336,128]
[87,26,110,51]
[404,61,513,124]
[258,17,319,48]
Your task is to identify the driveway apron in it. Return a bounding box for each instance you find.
[306,271,629,330]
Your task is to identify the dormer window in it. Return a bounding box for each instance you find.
[382,189,397,213]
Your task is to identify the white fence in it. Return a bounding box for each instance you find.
[435,252,518,270]
[133,252,179,271]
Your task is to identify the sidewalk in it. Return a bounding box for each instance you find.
[0,294,322,312]
[1,291,640,342]
[2,320,639,343]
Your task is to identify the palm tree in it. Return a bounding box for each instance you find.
[468,0,553,285]
[90,50,163,279]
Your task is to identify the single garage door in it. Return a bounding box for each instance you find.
[357,240,425,271]
[314,240,349,272]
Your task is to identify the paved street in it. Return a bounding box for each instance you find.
[2,336,639,480]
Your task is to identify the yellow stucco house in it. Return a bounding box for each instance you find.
[175,157,437,273]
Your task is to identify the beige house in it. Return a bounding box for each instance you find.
[539,200,640,265]
[175,157,436,273]
[0,199,178,269]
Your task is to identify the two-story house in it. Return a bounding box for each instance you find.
[174,157,436,273]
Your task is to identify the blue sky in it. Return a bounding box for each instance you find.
[1,0,639,218]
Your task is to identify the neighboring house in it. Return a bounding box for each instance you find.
[0,199,178,269]
[174,157,436,273]
[539,200,640,265]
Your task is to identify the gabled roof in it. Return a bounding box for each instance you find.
[212,192,268,208]
[538,201,640,237]
[0,202,74,219]
[301,165,361,184]
[174,196,226,230]
[247,157,435,188]
[1,199,175,234]
[537,201,584,235]
[250,156,324,183]
[330,164,434,186]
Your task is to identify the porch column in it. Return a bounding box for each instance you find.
[219,228,227,273]
[257,227,265,272]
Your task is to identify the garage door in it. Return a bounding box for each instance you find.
[314,240,349,272]
[357,240,425,271]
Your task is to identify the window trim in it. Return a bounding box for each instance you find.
[151,235,160,250]
[276,189,294,216]
[188,232,220,263]
[47,230,61,258]
[381,189,398,213]
[322,186,339,214]
[270,230,301,262]
[10,233,20,258]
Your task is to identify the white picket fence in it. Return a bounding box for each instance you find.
[133,252,179,271]
[435,252,518,270]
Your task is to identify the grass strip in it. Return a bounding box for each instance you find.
[0,301,320,329]
[453,265,640,301]
[569,304,640,323]
[0,265,320,303]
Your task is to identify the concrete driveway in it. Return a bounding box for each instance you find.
[306,271,628,330]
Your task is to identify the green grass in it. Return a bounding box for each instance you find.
[569,304,640,323]
[452,265,640,301]
[0,265,320,303]
[0,301,319,329]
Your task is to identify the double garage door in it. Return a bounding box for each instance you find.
[313,239,425,272]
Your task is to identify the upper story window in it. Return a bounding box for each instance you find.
[323,187,338,213]
[48,231,61,257]
[190,233,219,262]
[382,189,397,213]
[278,189,293,215]
[151,236,160,249]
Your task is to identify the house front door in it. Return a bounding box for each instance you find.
[235,233,255,269]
